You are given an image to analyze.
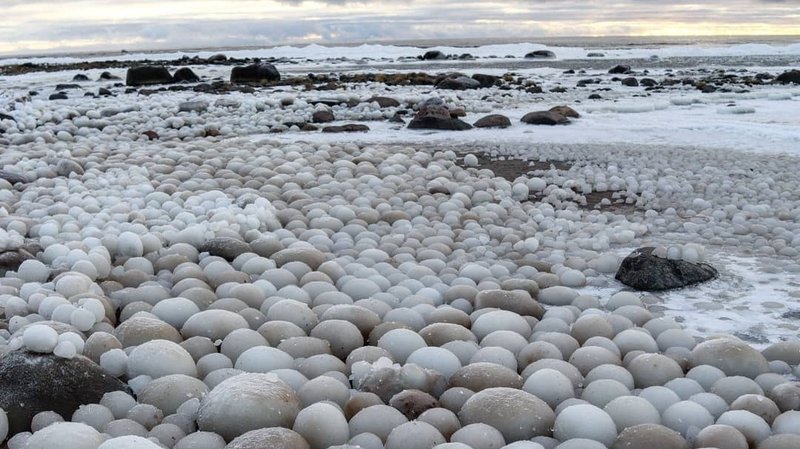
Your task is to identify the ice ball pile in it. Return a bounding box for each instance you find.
[0,105,799,448]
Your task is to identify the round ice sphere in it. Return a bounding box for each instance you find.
[23,324,59,353]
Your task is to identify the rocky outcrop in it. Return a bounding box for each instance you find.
[615,246,718,291]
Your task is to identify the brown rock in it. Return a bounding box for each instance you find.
[521,111,570,125]
[473,114,511,129]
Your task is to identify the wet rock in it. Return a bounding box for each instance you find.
[615,247,718,291]
[231,62,280,84]
[473,114,511,129]
[173,67,200,83]
[640,78,658,87]
[365,96,400,108]
[775,70,800,84]
[142,130,159,140]
[587,52,605,58]
[525,50,556,59]
[312,110,335,123]
[609,65,632,74]
[98,88,113,96]
[0,351,127,434]
[422,50,447,60]
[126,66,173,86]
[321,124,370,133]
[0,248,36,271]
[49,93,68,100]
[72,74,90,81]
[389,389,439,420]
[408,99,472,131]
[200,237,252,261]
[521,111,569,126]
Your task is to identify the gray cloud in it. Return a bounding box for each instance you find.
[1,0,798,55]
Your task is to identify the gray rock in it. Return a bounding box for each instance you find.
[321,124,369,133]
[365,96,400,108]
[609,65,632,74]
[0,351,127,434]
[312,110,335,123]
[436,76,481,90]
[56,159,84,177]
[615,247,718,291]
[422,50,447,60]
[178,101,209,113]
[173,67,200,83]
[199,237,252,261]
[0,169,28,184]
[408,99,472,131]
[775,70,800,84]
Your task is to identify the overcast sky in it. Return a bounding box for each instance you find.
[1,0,798,55]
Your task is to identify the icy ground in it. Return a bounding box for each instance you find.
[1,41,799,346]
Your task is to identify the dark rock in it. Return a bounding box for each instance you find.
[640,78,658,87]
[322,124,370,133]
[98,88,113,96]
[200,237,252,261]
[0,351,127,434]
[521,111,569,126]
[72,74,90,82]
[389,389,439,420]
[588,93,603,100]
[436,76,481,90]
[231,63,280,84]
[472,74,499,87]
[525,50,556,59]
[698,83,717,93]
[549,105,580,118]
[301,123,318,131]
[49,93,68,100]
[0,112,14,122]
[422,50,447,60]
[408,99,472,131]
[207,53,228,63]
[615,246,718,291]
[55,83,80,90]
[142,130,159,140]
[775,70,800,84]
[388,113,406,124]
[0,249,35,271]
[621,77,639,87]
[458,53,474,60]
[312,110,335,123]
[365,96,400,108]
[126,66,173,86]
[99,71,120,80]
[173,67,200,83]
[609,65,632,74]
[473,114,511,128]
[587,52,605,58]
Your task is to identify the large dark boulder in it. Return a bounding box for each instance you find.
[230,63,280,84]
[126,66,173,86]
[0,351,127,434]
[775,70,800,84]
[408,99,472,131]
[472,73,499,87]
[421,50,447,60]
[615,246,718,291]
[609,64,632,74]
[365,96,400,108]
[173,67,200,83]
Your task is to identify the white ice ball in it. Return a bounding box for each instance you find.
[23,324,59,353]
[553,404,617,448]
